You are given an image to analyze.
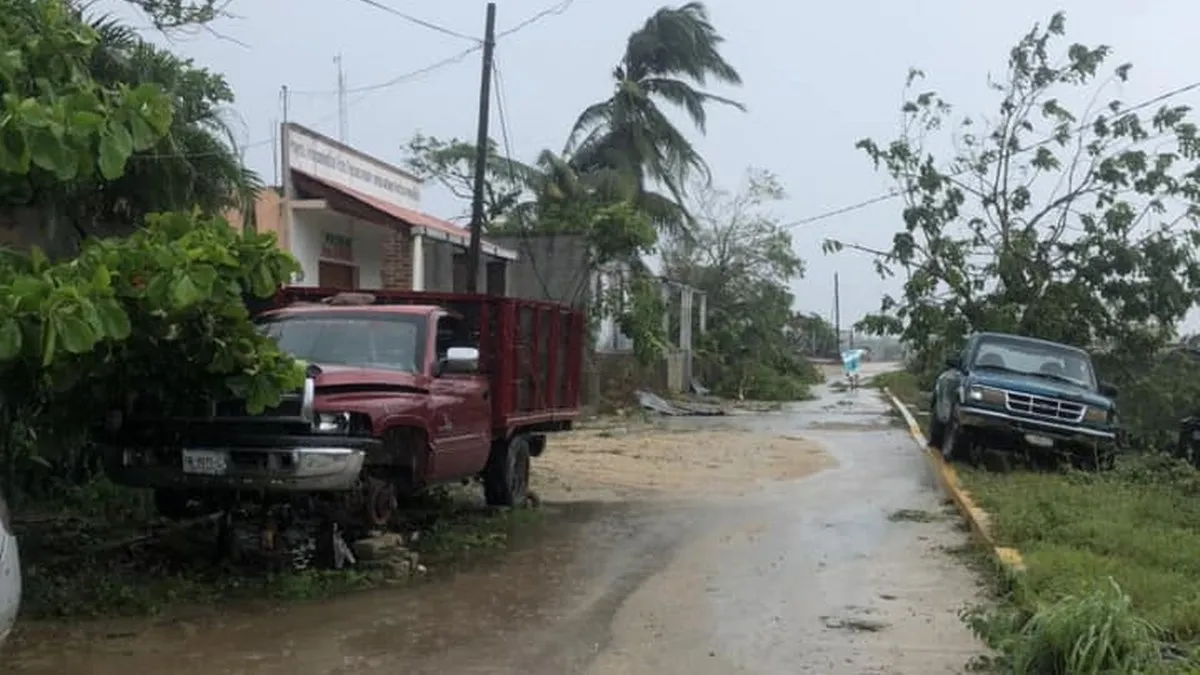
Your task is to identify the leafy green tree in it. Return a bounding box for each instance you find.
[789,312,838,358]
[663,168,815,399]
[829,12,1200,385]
[566,1,743,234]
[0,0,173,206]
[404,133,534,230]
[123,0,229,30]
[0,0,300,498]
[59,11,261,240]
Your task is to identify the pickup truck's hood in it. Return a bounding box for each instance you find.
[310,363,428,393]
[970,370,1111,408]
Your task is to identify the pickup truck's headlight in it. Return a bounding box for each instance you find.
[1084,407,1110,424]
[313,412,352,434]
[967,386,1005,405]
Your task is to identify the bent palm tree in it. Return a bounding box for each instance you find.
[566,2,743,234]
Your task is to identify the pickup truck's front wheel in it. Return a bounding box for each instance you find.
[942,412,968,462]
[927,395,946,449]
[484,435,531,507]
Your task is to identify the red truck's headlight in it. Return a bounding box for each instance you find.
[312,412,370,436]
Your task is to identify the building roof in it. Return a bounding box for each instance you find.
[292,170,518,261]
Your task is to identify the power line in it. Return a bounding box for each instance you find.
[289,0,577,99]
[782,77,1200,230]
[345,0,479,43]
[291,45,481,97]
[497,0,575,39]
[133,0,580,162]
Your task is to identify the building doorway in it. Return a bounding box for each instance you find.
[318,261,358,290]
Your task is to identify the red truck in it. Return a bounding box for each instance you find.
[100,287,585,541]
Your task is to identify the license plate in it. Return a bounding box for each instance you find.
[1192,430,1200,440]
[182,449,228,475]
[1024,433,1054,448]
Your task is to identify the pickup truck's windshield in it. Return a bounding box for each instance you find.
[973,337,1096,389]
[257,313,423,373]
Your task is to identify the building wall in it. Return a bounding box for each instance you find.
[289,209,387,289]
[486,234,591,307]
[423,238,454,291]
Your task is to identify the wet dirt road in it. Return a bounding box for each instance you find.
[5,364,983,674]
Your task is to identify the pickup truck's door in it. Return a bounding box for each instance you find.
[427,314,492,480]
[429,374,490,479]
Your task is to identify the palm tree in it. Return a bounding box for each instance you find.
[566,2,743,234]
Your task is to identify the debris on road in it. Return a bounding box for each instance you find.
[636,390,726,416]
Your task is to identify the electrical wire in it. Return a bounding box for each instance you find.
[781,77,1200,230]
[132,47,481,160]
[290,45,481,97]
[497,0,575,39]
[131,0,580,160]
[492,54,560,301]
[346,0,479,43]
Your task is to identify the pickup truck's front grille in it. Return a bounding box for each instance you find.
[1004,391,1086,423]
[214,393,304,419]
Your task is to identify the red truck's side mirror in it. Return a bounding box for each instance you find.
[437,347,480,376]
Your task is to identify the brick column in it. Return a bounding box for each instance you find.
[381,224,413,290]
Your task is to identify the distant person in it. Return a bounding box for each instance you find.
[842,348,867,390]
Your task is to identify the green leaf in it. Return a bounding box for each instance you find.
[29,128,71,176]
[128,115,157,151]
[91,264,111,290]
[0,317,22,361]
[250,265,277,297]
[169,272,202,308]
[71,110,104,132]
[95,299,131,340]
[97,122,134,180]
[57,314,95,354]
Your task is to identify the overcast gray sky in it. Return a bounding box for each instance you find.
[101,0,1200,329]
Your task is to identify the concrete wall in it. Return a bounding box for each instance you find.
[486,233,591,308]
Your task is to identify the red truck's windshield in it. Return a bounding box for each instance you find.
[257,312,424,373]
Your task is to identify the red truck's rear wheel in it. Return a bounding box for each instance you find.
[483,436,531,507]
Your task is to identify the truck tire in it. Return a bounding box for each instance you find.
[942,414,967,462]
[484,435,531,507]
[927,396,946,449]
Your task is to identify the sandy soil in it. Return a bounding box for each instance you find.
[535,426,837,500]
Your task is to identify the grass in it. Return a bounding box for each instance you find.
[871,369,924,406]
[957,456,1200,672]
[16,479,545,619]
[870,369,930,433]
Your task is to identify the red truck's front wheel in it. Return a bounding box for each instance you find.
[484,436,531,507]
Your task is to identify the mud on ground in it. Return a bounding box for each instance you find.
[535,423,837,501]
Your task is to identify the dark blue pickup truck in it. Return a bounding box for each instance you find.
[928,332,1119,468]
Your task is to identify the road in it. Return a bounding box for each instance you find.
[6,363,983,674]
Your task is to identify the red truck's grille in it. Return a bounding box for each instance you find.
[214,393,304,419]
[1004,391,1086,423]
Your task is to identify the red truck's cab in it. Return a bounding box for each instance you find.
[100,289,585,520]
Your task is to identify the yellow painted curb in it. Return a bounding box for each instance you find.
[883,387,1026,575]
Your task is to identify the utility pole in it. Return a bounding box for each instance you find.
[833,272,841,355]
[465,2,497,294]
[334,54,348,142]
